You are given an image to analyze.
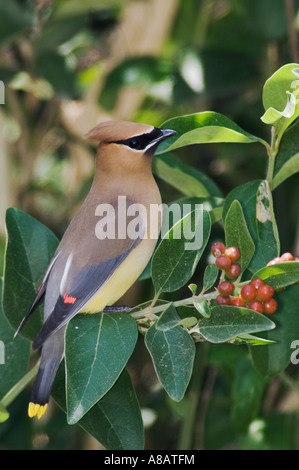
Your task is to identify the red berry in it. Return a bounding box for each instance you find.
[256,284,274,302]
[263,298,278,314]
[216,255,231,271]
[280,252,294,262]
[240,284,256,302]
[216,294,231,305]
[225,264,241,279]
[231,296,245,307]
[251,278,264,290]
[248,300,264,314]
[218,281,234,296]
[226,246,241,262]
[211,242,226,258]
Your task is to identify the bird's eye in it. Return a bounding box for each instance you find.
[128,138,140,149]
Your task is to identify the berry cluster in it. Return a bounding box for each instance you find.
[267,252,299,266]
[216,278,277,314]
[211,241,278,314]
[211,242,241,279]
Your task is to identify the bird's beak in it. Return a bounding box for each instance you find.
[146,128,177,155]
[157,128,177,144]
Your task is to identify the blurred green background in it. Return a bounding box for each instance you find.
[0,0,299,450]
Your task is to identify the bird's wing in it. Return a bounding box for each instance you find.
[32,198,146,349]
[14,253,60,337]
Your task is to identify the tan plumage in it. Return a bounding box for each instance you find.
[16,120,176,419]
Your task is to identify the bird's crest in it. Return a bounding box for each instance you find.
[84,120,153,143]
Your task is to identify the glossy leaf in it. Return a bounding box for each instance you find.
[252,262,299,289]
[0,278,30,400]
[156,111,262,154]
[155,303,182,331]
[237,333,275,345]
[273,153,299,189]
[261,63,299,133]
[152,153,222,198]
[223,180,279,273]
[168,196,223,225]
[196,305,275,343]
[251,284,299,377]
[65,312,138,424]
[3,208,59,340]
[53,364,144,450]
[193,298,211,318]
[224,200,255,274]
[151,209,211,295]
[0,403,9,423]
[203,263,219,292]
[145,322,195,401]
[273,118,299,189]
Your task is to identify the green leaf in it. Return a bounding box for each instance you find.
[261,91,296,124]
[193,298,211,318]
[140,196,222,282]
[65,312,138,424]
[168,196,223,225]
[156,111,262,155]
[273,153,299,189]
[0,403,9,423]
[3,209,59,340]
[145,322,195,401]
[203,264,219,292]
[223,180,279,273]
[0,278,30,400]
[151,209,211,295]
[156,303,182,331]
[231,356,266,432]
[224,200,255,273]
[152,153,222,198]
[261,63,299,133]
[252,261,299,289]
[273,119,299,189]
[196,306,275,343]
[53,364,144,450]
[251,284,299,377]
[237,333,275,345]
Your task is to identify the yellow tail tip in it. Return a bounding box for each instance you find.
[28,402,48,419]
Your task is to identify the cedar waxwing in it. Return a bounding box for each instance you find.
[15,120,176,419]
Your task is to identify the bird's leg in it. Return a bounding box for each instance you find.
[103,305,132,312]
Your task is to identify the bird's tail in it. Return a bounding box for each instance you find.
[28,326,66,419]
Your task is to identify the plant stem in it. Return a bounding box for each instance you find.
[178,341,209,450]
[266,126,278,189]
[0,360,40,409]
[130,292,218,320]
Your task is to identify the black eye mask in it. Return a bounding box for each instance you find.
[112,128,164,152]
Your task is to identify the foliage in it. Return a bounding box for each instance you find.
[0,0,299,451]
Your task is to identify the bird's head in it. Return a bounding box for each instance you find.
[85,120,176,176]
